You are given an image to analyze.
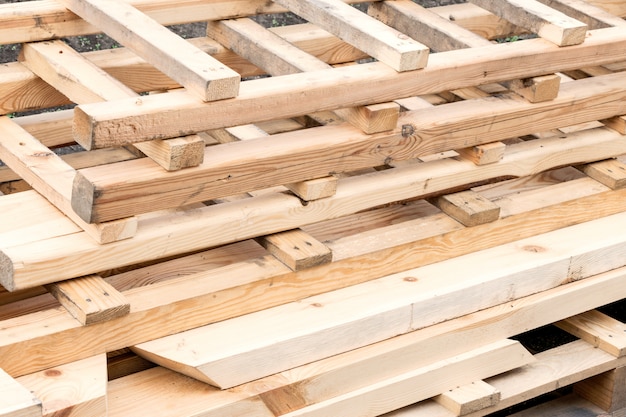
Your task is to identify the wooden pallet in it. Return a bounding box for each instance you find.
[1,0,626,416]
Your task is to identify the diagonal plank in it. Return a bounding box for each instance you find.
[70,72,626,223]
[468,0,588,46]
[536,0,626,30]
[56,0,240,102]
[19,39,205,170]
[271,0,429,72]
[0,117,137,244]
[17,355,107,417]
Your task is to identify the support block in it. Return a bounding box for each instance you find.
[436,190,501,227]
[575,365,626,413]
[504,74,561,103]
[556,310,626,357]
[583,159,626,189]
[457,142,506,165]
[256,229,332,271]
[434,380,500,416]
[45,275,130,325]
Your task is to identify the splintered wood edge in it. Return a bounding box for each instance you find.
[0,251,15,292]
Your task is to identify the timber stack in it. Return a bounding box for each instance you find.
[1,0,626,416]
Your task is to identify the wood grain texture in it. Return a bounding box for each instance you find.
[0,368,41,417]
[17,355,106,417]
[2,177,625,377]
[256,229,332,271]
[0,127,621,289]
[557,310,626,358]
[434,381,500,416]
[582,159,626,190]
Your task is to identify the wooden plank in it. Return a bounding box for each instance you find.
[582,159,626,189]
[0,117,137,244]
[575,365,626,413]
[0,126,621,288]
[256,229,332,271]
[19,39,204,170]
[501,73,561,103]
[132,212,626,389]
[277,341,531,417]
[0,368,41,417]
[56,0,240,102]
[45,275,130,325]
[469,0,588,46]
[71,70,626,222]
[285,176,339,201]
[557,310,626,358]
[434,381,500,416]
[537,0,626,29]
[456,142,507,166]
[435,190,501,227]
[17,355,106,417]
[1,177,624,377]
[272,0,429,72]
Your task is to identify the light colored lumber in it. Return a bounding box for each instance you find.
[279,340,532,417]
[557,310,626,357]
[456,142,506,166]
[273,0,429,72]
[575,365,626,413]
[582,159,626,189]
[2,125,623,287]
[285,176,339,201]
[1,177,624,377]
[0,117,137,244]
[45,275,130,325]
[435,190,501,227]
[0,368,41,417]
[132,211,626,389]
[71,70,626,222]
[71,26,626,146]
[537,0,626,29]
[434,381,500,416]
[19,39,204,170]
[17,355,106,417]
[56,0,240,102]
[469,0,588,46]
[207,17,400,134]
[256,229,332,271]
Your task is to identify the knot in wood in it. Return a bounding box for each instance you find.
[401,124,415,138]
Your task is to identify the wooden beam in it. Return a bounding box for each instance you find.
[56,0,240,102]
[0,127,620,289]
[501,73,561,103]
[469,0,588,46]
[456,142,507,166]
[71,26,626,147]
[0,368,41,417]
[0,117,137,244]
[70,71,626,222]
[45,275,130,326]
[272,0,429,72]
[434,380,500,416]
[575,365,626,413]
[256,229,332,271]
[17,355,107,417]
[557,310,626,358]
[536,0,626,30]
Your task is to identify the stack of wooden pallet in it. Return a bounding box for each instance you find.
[1,0,626,416]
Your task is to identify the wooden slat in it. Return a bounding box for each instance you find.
[456,142,507,166]
[433,381,500,416]
[574,365,626,413]
[557,310,626,358]
[56,0,240,102]
[17,355,107,417]
[71,71,626,223]
[131,211,626,389]
[537,0,626,29]
[273,0,428,72]
[45,275,130,325]
[256,229,332,271]
[501,73,561,103]
[435,190,501,227]
[0,126,621,289]
[469,0,588,46]
[0,117,137,244]
[1,175,624,377]
[0,368,41,417]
